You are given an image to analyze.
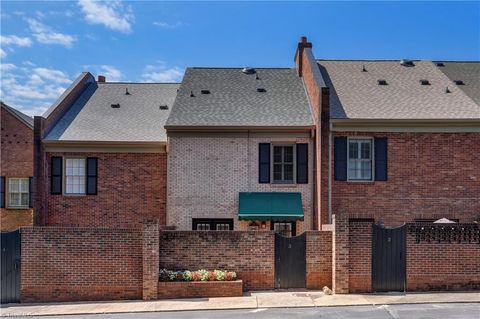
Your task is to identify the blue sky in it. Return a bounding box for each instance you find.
[1,1,479,116]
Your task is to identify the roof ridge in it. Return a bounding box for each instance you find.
[189,67,295,70]
[98,82,181,85]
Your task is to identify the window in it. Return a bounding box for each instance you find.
[271,222,296,237]
[272,145,294,183]
[192,219,233,231]
[8,178,29,208]
[348,139,373,180]
[65,158,86,194]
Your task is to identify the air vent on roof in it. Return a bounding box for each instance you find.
[454,80,465,85]
[159,105,168,110]
[125,88,131,95]
[362,65,367,72]
[201,90,211,94]
[445,86,451,93]
[257,88,266,93]
[400,59,415,67]
[190,91,195,97]
[419,79,430,85]
[377,79,388,86]
[435,62,445,67]
[111,103,120,108]
[242,67,256,74]
[255,74,260,80]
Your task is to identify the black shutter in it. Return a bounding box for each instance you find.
[374,137,388,181]
[51,157,62,194]
[296,143,308,184]
[0,176,5,208]
[259,143,270,183]
[86,157,98,195]
[334,137,347,181]
[29,177,33,208]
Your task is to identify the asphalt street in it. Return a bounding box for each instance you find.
[7,303,479,319]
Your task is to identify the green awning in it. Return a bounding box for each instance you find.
[238,192,304,221]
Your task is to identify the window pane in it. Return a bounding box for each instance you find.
[361,142,371,159]
[349,142,358,159]
[10,193,20,206]
[216,224,230,230]
[9,180,19,193]
[361,161,372,179]
[197,224,210,230]
[273,146,282,163]
[65,158,86,194]
[20,194,29,206]
[283,146,293,163]
[284,164,294,181]
[273,164,282,181]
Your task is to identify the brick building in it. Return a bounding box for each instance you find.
[1,102,34,231]
[33,73,178,228]
[165,67,315,234]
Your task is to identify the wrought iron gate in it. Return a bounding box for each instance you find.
[1,230,21,304]
[372,224,406,292]
[274,232,306,289]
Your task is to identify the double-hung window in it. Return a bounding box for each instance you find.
[348,139,373,181]
[8,178,29,208]
[65,158,86,195]
[272,145,294,183]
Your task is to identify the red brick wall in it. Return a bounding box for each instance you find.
[1,107,34,231]
[406,224,480,291]
[21,226,143,302]
[39,152,167,228]
[306,231,332,289]
[158,231,275,290]
[348,220,372,293]
[330,132,480,226]
[157,281,243,299]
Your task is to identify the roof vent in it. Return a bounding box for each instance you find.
[190,91,195,97]
[255,74,260,80]
[125,88,131,95]
[377,79,388,86]
[201,90,211,94]
[111,103,120,108]
[362,65,367,72]
[419,79,430,85]
[159,105,168,110]
[257,88,266,93]
[242,67,256,74]
[435,62,445,67]
[400,59,415,67]
[445,86,451,93]
[454,80,465,85]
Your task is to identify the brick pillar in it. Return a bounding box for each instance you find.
[332,214,349,293]
[143,219,159,300]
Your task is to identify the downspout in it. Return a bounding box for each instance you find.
[311,127,316,230]
[328,122,333,224]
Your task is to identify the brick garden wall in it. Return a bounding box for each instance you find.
[21,227,143,302]
[158,231,275,290]
[39,152,167,228]
[348,220,372,293]
[306,230,332,289]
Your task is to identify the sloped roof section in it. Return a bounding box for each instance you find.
[45,83,179,142]
[317,60,480,120]
[434,61,480,105]
[166,68,314,128]
[1,102,33,128]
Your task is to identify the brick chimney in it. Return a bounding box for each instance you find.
[294,36,312,77]
[97,75,106,83]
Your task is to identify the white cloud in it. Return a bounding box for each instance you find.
[0,35,32,47]
[0,48,6,59]
[98,65,123,81]
[0,63,71,115]
[27,18,76,47]
[153,21,185,29]
[78,0,134,33]
[141,62,183,83]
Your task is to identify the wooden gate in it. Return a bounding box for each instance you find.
[274,232,306,289]
[1,230,21,304]
[372,224,406,292]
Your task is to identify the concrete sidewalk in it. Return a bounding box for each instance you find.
[1,291,479,317]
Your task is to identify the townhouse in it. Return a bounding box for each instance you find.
[1,102,34,231]
[33,73,178,227]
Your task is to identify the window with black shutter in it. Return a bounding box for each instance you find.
[0,176,5,208]
[86,157,98,195]
[374,137,388,181]
[296,144,308,184]
[29,177,33,208]
[51,157,62,194]
[334,137,347,181]
[259,143,270,183]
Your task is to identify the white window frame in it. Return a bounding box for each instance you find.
[7,177,29,209]
[347,137,374,181]
[271,144,296,184]
[63,157,86,195]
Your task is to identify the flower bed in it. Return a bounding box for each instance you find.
[157,269,243,299]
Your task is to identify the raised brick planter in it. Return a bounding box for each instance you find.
[157,280,243,299]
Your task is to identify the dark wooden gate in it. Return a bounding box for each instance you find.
[1,230,21,304]
[275,232,306,289]
[372,224,406,292]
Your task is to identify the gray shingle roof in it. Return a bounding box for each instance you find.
[1,102,33,128]
[435,61,480,106]
[45,82,179,142]
[165,68,314,128]
[317,60,480,120]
